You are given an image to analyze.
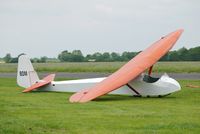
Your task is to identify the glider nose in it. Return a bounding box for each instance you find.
[171,78,181,92]
[162,74,181,92]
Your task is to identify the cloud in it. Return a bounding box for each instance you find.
[0,0,199,57]
[95,4,113,14]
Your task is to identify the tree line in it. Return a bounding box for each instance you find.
[58,46,200,62]
[2,54,49,63]
[1,46,200,63]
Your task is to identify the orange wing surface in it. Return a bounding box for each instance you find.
[22,74,55,93]
[70,29,184,103]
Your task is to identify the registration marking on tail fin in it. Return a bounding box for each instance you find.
[22,74,55,93]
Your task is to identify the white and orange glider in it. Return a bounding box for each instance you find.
[17,29,183,103]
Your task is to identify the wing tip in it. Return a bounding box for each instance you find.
[22,90,28,93]
[177,29,184,34]
[69,89,91,103]
[22,88,34,93]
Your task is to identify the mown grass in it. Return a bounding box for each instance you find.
[0,78,200,133]
[0,62,200,73]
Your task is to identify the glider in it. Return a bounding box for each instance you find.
[17,29,183,103]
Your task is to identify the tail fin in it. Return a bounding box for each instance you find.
[17,54,40,88]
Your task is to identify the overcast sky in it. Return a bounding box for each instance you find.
[0,0,199,57]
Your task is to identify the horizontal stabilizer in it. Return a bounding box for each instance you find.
[22,74,55,93]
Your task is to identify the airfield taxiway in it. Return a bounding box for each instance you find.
[0,72,199,80]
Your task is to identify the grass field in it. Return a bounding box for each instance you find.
[0,78,200,134]
[0,61,200,73]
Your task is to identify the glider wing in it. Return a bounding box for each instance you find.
[22,74,55,93]
[70,29,184,103]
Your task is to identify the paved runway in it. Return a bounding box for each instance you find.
[0,72,199,80]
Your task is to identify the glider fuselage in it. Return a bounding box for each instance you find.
[36,74,181,97]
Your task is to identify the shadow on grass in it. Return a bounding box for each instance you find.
[93,95,177,102]
[22,91,73,95]
[21,91,177,103]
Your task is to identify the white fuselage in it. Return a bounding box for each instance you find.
[37,73,181,97]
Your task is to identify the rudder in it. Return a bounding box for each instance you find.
[17,54,39,88]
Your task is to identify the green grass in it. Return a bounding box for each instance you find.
[0,78,200,133]
[0,62,200,73]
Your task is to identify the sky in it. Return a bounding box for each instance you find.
[0,0,200,57]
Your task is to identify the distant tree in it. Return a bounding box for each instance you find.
[168,51,180,61]
[30,58,35,63]
[58,50,84,62]
[187,46,200,61]
[40,56,48,63]
[85,54,96,61]
[111,52,121,61]
[58,50,72,62]
[9,57,18,63]
[30,57,47,63]
[121,52,137,61]
[92,52,103,62]
[160,53,170,61]
[177,47,188,61]
[3,53,12,63]
[121,52,129,61]
[71,50,84,62]
[102,52,111,62]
